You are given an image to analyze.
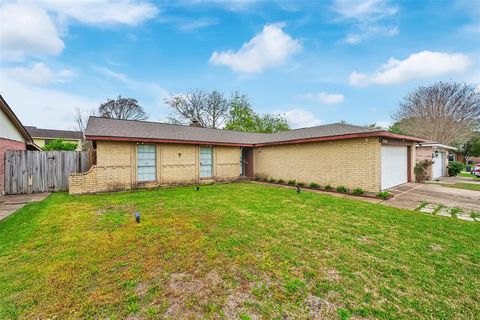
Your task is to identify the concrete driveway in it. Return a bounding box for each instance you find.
[384,182,480,211]
[0,193,50,221]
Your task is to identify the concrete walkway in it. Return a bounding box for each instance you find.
[384,183,480,211]
[0,193,50,221]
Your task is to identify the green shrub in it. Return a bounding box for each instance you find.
[336,185,348,193]
[254,176,262,181]
[268,178,276,183]
[309,182,320,188]
[324,184,333,191]
[376,191,392,200]
[296,182,305,187]
[447,161,465,177]
[414,160,434,182]
[42,138,78,151]
[261,177,269,182]
[352,188,365,196]
[287,180,296,185]
[277,179,285,184]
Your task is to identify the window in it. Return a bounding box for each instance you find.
[137,144,156,182]
[199,146,213,178]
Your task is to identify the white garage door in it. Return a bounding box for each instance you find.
[381,146,408,190]
[432,152,445,179]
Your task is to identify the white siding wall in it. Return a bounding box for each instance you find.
[0,108,25,142]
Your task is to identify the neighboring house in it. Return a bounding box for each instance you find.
[0,95,39,194]
[25,126,83,150]
[69,117,423,195]
[456,153,480,165]
[416,140,457,180]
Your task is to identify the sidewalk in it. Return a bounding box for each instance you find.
[0,193,50,221]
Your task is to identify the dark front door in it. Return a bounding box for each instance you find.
[242,147,254,178]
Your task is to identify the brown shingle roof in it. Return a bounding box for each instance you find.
[85,117,423,145]
[25,126,83,140]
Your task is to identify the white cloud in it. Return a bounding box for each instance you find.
[6,63,74,86]
[93,66,131,83]
[343,25,398,44]
[0,1,158,60]
[300,92,345,104]
[209,23,302,73]
[176,17,219,31]
[332,0,399,44]
[349,51,472,86]
[375,120,391,129]
[37,0,159,26]
[0,3,64,60]
[332,0,398,22]
[283,109,322,129]
[0,76,100,130]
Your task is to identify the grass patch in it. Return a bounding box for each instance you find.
[458,172,475,178]
[444,183,480,191]
[0,183,479,319]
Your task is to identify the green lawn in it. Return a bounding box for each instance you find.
[458,172,476,178]
[1,183,479,319]
[444,182,480,191]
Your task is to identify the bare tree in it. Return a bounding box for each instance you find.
[74,107,97,134]
[393,82,480,145]
[164,89,229,128]
[99,96,148,120]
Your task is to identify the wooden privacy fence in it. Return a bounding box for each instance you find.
[4,150,92,195]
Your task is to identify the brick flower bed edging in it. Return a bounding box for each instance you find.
[251,181,393,200]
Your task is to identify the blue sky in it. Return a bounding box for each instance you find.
[0,0,479,130]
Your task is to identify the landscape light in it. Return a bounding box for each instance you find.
[135,211,140,223]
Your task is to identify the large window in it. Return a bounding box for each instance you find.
[199,146,213,178]
[137,144,156,182]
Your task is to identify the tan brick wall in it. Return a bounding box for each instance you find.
[416,146,433,180]
[215,146,241,179]
[160,144,198,184]
[69,141,242,194]
[254,138,382,192]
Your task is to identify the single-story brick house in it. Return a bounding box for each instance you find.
[416,140,457,180]
[69,117,424,194]
[0,95,39,194]
[25,126,84,151]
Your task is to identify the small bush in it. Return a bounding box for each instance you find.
[254,176,262,181]
[268,178,276,183]
[287,180,296,185]
[324,184,333,191]
[309,182,320,188]
[277,179,285,184]
[336,185,348,193]
[261,177,269,182]
[351,188,365,196]
[296,182,305,187]
[376,191,392,200]
[414,160,434,183]
[447,161,465,177]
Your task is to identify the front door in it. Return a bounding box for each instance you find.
[200,146,213,178]
[242,147,254,178]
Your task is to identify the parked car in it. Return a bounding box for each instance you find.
[472,164,480,177]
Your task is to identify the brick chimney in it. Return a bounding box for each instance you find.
[189,120,202,127]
